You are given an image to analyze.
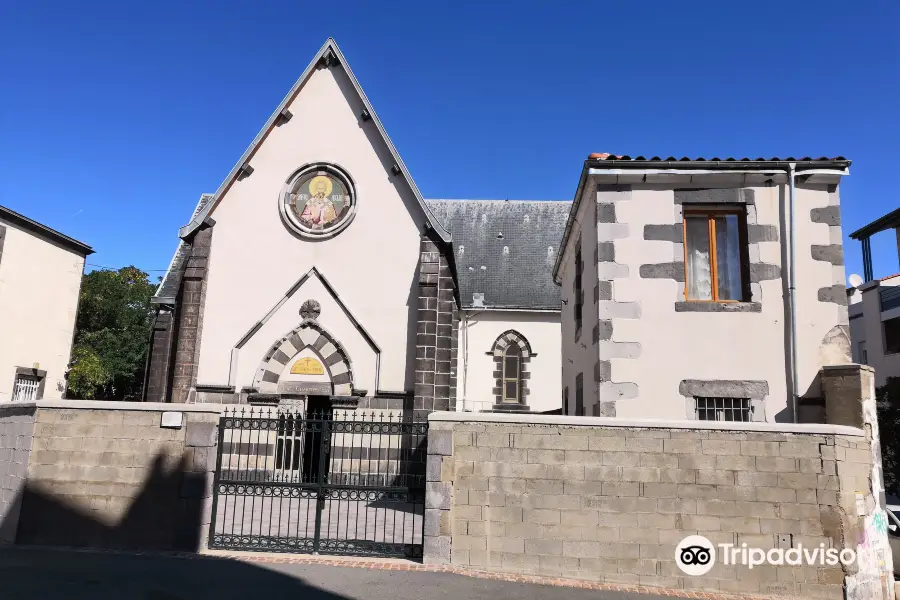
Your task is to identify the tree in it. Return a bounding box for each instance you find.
[877,377,900,494]
[67,266,156,401]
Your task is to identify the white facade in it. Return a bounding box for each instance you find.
[0,209,91,402]
[194,60,427,394]
[148,39,565,416]
[456,310,562,413]
[849,276,900,387]
[557,164,852,423]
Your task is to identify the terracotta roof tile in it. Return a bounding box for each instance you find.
[587,153,848,162]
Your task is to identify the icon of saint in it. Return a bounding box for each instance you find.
[300,176,338,229]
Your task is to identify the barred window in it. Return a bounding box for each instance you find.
[12,375,40,402]
[695,397,751,422]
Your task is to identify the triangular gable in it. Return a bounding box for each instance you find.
[177,37,450,243]
[232,265,380,355]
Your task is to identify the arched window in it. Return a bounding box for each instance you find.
[489,330,533,409]
[503,345,522,403]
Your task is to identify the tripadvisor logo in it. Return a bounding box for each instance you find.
[675,535,857,575]
[676,535,716,576]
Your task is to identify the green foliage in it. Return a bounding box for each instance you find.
[877,377,900,493]
[67,266,156,400]
[65,346,107,399]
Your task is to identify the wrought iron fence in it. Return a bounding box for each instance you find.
[209,407,428,559]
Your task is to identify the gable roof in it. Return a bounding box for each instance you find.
[177,38,450,243]
[0,204,93,257]
[426,200,570,311]
[153,193,213,303]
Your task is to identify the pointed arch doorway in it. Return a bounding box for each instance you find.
[251,320,355,403]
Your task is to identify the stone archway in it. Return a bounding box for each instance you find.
[253,321,353,395]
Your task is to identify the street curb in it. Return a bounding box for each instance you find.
[8,545,793,600]
[226,553,789,600]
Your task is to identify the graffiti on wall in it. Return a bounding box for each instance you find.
[847,372,895,600]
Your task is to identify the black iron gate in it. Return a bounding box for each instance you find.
[208,407,428,558]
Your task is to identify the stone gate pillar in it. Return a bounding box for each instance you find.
[822,364,895,600]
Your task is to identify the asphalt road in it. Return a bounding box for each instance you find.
[0,546,648,600]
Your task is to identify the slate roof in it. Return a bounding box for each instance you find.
[426,200,570,310]
[153,194,213,304]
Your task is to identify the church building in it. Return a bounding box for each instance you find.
[147,38,853,424]
[145,39,567,417]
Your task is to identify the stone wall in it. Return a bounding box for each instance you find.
[144,309,174,404]
[0,400,221,551]
[0,404,35,543]
[423,392,889,599]
[171,224,213,404]
[414,234,457,419]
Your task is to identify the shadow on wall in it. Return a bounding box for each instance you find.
[0,453,357,599]
[367,434,427,516]
[2,453,205,552]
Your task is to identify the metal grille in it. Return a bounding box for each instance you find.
[695,397,752,422]
[12,375,39,402]
[209,407,428,559]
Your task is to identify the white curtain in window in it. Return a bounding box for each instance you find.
[685,217,712,300]
[715,215,742,300]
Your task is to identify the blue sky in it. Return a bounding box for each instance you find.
[2,1,898,281]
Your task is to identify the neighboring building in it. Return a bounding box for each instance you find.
[847,208,900,387]
[144,39,566,415]
[0,205,93,402]
[554,154,852,422]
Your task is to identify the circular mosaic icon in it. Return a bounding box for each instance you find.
[281,163,356,238]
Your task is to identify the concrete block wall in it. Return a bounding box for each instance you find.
[0,400,221,551]
[0,404,35,543]
[424,412,877,599]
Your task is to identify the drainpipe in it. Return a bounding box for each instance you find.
[461,311,470,411]
[787,162,800,423]
[585,165,848,423]
[461,309,485,411]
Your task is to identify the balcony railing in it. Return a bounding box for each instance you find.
[880,286,900,312]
